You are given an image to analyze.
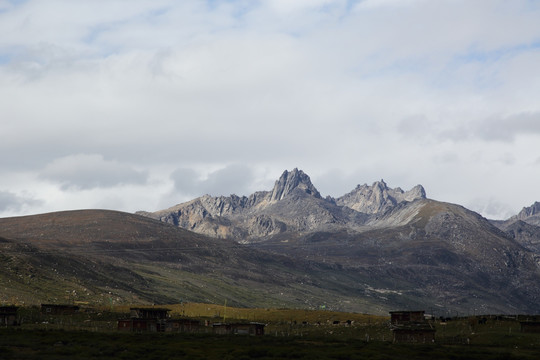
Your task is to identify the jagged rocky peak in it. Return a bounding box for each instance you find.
[517,202,540,220]
[270,168,321,201]
[336,180,426,214]
[403,184,427,201]
[511,201,540,226]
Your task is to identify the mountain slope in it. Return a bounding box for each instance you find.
[252,199,540,314]
[0,210,404,313]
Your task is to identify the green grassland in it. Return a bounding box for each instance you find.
[1,304,540,359]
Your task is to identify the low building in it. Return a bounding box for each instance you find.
[118,318,167,332]
[390,310,435,343]
[212,322,265,336]
[118,307,171,332]
[41,304,79,315]
[0,306,19,326]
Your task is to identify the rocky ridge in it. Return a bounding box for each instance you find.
[514,202,540,226]
[335,180,426,214]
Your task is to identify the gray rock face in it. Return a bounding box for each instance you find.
[491,202,540,257]
[269,168,321,201]
[245,215,287,238]
[335,180,426,214]
[515,202,540,226]
[503,220,540,254]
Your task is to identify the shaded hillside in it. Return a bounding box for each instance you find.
[250,199,540,314]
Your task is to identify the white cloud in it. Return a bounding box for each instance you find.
[357,0,427,10]
[0,0,539,218]
[40,154,148,190]
[0,190,41,213]
[467,198,516,221]
[171,164,256,197]
[264,0,338,14]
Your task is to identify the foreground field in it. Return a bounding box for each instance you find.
[2,328,540,360]
[1,304,540,359]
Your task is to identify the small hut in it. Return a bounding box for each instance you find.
[0,306,19,326]
[118,318,166,332]
[118,307,171,332]
[390,310,435,343]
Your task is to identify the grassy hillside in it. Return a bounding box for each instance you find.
[0,210,393,313]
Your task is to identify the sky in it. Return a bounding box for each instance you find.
[1,0,540,220]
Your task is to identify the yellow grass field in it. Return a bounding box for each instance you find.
[113,302,387,325]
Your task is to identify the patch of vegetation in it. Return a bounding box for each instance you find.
[2,328,540,360]
[2,305,540,359]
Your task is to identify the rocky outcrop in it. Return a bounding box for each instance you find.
[503,220,540,254]
[269,168,321,201]
[335,180,426,214]
[492,202,540,255]
[245,215,287,238]
[515,202,540,226]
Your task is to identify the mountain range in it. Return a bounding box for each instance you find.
[2,169,540,315]
[138,168,427,241]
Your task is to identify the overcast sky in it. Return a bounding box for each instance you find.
[1,0,540,220]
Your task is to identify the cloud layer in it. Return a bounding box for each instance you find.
[1,0,540,219]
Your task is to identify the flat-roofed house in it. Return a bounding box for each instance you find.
[0,306,19,326]
[390,310,435,343]
[118,307,170,332]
